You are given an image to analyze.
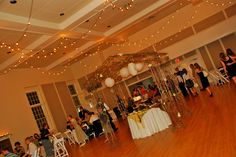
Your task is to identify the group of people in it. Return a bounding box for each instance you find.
[175,63,213,97]
[1,100,119,157]
[66,99,118,145]
[174,48,236,98]
[0,123,53,157]
[219,48,236,85]
[132,84,160,100]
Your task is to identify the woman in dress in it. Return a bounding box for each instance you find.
[67,115,88,147]
[190,64,202,90]
[194,63,213,97]
[182,68,198,96]
[97,106,115,143]
[175,67,189,97]
[40,123,53,157]
[219,52,236,84]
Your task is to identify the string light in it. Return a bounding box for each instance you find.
[113,1,200,50]
[205,0,232,7]
[107,0,135,12]
[2,0,233,76]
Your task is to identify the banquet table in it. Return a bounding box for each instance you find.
[127,108,172,139]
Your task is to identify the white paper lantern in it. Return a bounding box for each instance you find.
[104,77,115,87]
[120,67,129,78]
[135,63,144,71]
[128,63,137,76]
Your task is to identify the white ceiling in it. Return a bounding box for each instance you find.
[0,0,235,74]
[0,0,92,23]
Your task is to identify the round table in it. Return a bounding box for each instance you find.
[127,108,172,139]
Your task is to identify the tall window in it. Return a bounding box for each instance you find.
[26,91,48,130]
[68,84,81,111]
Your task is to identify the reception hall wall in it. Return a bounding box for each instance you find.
[0,68,77,146]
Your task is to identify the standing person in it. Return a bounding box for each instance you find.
[25,137,39,157]
[175,67,189,97]
[96,98,118,132]
[226,48,236,59]
[190,64,202,90]
[40,123,53,157]
[182,68,198,96]
[67,115,88,147]
[219,52,236,85]
[14,142,25,157]
[97,106,115,143]
[116,95,126,117]
[166,75,178,95]
[127,97,135,113]
[194,63,213,97]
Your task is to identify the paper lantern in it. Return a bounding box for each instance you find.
[104,78,115,87]
[128,63,137,76]
[135,63,144,71]
[120,67,129,78]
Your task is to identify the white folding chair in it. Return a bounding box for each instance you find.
[64,130,76,145]
[53,137,69,157]
[53,132,63,139]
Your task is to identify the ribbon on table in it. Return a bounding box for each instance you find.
[128,110,148,128]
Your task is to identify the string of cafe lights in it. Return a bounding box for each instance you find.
[205,0,233,7]
[1,0,233,75]
[27,0,136,63]
[2,0,109,75]
[32,10,105,61]
[112,0,232,51]
[4,0,137,75]
[0,0,34,54]
[50,0,234,76]
[57,0,234,75]
[63,2,200,72]
[71,2,201,72]
[22,10,105,76]
[106,0,135,12]
[42,0,233,75]
[112,2,195,49]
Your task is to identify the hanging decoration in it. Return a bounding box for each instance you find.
[120,67,129,78]
[104,77,115,87]
[135,63,144,71]
[128,63,137,76]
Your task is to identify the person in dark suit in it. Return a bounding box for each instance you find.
[175,67,189,97]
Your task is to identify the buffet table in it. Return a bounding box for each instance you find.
[127,108,171,139]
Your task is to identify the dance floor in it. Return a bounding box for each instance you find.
[67,85,236,157]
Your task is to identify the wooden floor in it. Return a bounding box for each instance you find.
[67,84,236,157]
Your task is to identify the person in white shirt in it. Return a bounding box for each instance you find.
[25,137,39,157]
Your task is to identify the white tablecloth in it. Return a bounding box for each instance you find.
[127,108,172,139]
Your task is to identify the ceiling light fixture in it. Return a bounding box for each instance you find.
[9,0,17,4]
